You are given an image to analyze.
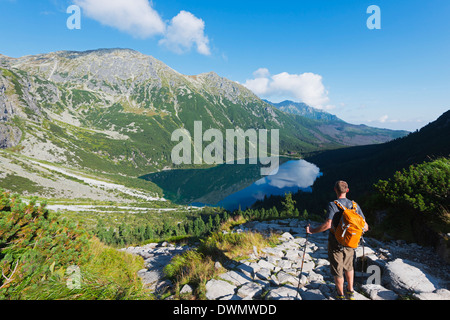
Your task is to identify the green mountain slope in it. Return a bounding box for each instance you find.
[267,100,343,122]
[268,100,409,145]
[254,110,450,217]
[305,109,450,198]
[0,48,409,199]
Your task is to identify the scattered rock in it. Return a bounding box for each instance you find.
[257,259,275,271]
[382,258,442,294]
[237,282,264,299]
[277,271,299,286]
[220,270,251,286]
[255,268,271,281]
[180,284,193,295]
[413,288,450,300]
[361,284,398,300]
[205,279,237,300]
[266,286,301,300]
[280,232,294,241]
[124,218,450,301]
[300,289,327,300]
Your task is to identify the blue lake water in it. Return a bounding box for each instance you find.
[191,159,323,211]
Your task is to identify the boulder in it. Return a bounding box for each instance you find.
[279,232,294,241]
[413,289,450,300]
[220,270,251,286]
[255,268,271,281]
[262,247,284,258]
[277,271,300,286]
[236,262,260,277]
[205,279,237,300]
[361,284,399,300]
[382,259,442,295]
[179,284,193,295]
[237,282,264,299]
[300,289,327,300]
[266,286,301,300]
[277,260,292,270]
[257,259,276,271]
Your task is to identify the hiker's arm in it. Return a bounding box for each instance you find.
[307,219,332,234]
[363,222,369,233]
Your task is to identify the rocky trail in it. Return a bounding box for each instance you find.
[122,218,450,300]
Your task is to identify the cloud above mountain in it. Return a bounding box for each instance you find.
[159,11,210,56]
[244,68,334,110]
[74,0,210,55]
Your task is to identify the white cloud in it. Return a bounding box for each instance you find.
[244,69,334,110]
[259,160,321,189]
[379,115,389,123]
[370,115,410,124]
[74,0,211,55]
[159,11,211,55]
[244,77,270,95]
[74,0,165,38]
[253,68,270,78]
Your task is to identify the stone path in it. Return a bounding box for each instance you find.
[123,219,450,300]
[122,241,190,293]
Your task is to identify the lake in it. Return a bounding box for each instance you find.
[140,158,322,211]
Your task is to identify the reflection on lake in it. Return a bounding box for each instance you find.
[213,160,322,210]
[140,159,322,211]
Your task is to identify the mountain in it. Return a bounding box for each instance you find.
[266,100,342,122]
[306,109,450,195]
[0,48,409,199]
[253,110,450,215]
[268,99,409,145]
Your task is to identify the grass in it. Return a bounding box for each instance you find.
[0,191,151,300]
[199,231,278,261]
[0,173,42,195]
[79,237,151,299]
[2,236,151,300]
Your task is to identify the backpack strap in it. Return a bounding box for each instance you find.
[335,200,359,211]
[332,201,346,235]
[334,200,348,211]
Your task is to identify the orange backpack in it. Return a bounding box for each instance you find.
[331,200,365,249]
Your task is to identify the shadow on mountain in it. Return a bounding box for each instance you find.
[140,161,269,206]
[253,110,450,216]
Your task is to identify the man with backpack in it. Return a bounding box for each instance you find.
[306,180,369,300]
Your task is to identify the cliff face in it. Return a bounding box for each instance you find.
[0,124,22,149]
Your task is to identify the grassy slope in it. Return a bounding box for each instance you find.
[0,191,150,300]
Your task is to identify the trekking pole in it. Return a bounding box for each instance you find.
[296,225,310,298]
[361,236,365,286]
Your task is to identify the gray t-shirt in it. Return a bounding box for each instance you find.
[326,198,365,231]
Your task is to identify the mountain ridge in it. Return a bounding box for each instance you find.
[265,99,343,122]
[0,48,409,197]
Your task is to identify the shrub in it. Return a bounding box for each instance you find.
[0,191,91,298]
[374,157,449,218]
[0,190,148,300]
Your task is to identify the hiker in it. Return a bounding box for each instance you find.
[306,180,369,300]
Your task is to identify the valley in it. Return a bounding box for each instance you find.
[0,48,412,243]
[0,48,448,302]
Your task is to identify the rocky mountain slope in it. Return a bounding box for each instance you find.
[0,49,407,177]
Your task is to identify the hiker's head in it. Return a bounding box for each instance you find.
[334,180,349,195]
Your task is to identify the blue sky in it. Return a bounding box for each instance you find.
[1,0,449,131]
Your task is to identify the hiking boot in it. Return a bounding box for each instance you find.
[335,292,346,300]
[346,289,355,300]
